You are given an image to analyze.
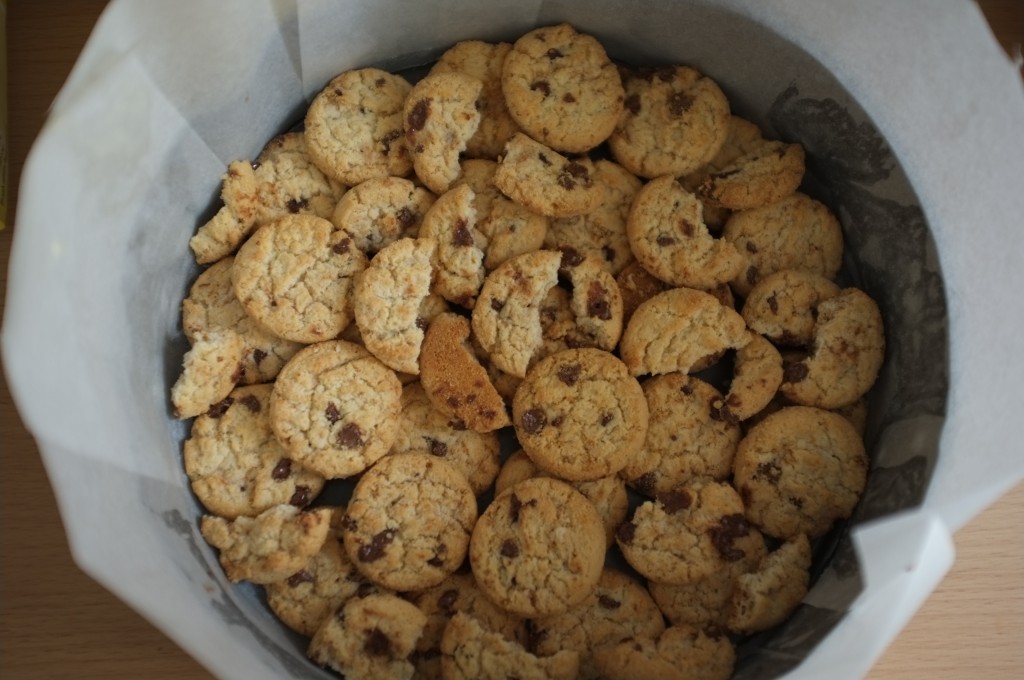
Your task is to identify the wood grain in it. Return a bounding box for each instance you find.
[1,2,1021,679]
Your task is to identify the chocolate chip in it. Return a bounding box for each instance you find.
[341,515,358,532]
[427,545,447,567]
[446,395,461,408]
[530,80,551,97]
[449,419,468,431]
[452,219,474,247]
[537,152,552,166]
[602,245,616,262]
[557,363,583,386]
[587,282,612,320]
[598,595,622,609]
[708,513,751,562]
[234,395,259,414]
[746,266,759,285]
[252,348,268,365]
[325,403,342,424]
[287,570,315,587]
[680,383,694,396]
[438,589,459,614]
[337,423,365,449]
[679,219,696,237]
[560,246,584,267]
[415,316,429,331]
[633,472,657,496]
[656,235,677,247]
[599,411,614,426]
[756,461,782,483]
[546,48,564,59]
[616,521,637,545]
[490,298,506,312]
[396,206,416,231]
[271,458,293,480]
[624,93,641,115]
[563,92,576,103]
[668,91,695,115]
[657,489,693,514]
[767,294,779,314]
[520,408,547,435]
[789,495,805,509]
[286,197,308,214]
[508,493,536,524]
[332,238,351,254]
[364,628,392,658]
[709,400,739,425]
[407,99,430,132]
[557,172,576,190]
[375,77,387,87]
[426,438,448,457]
[358,529,396,562]
[206,397,234,418]
[550,415,565,427]
[565,161,590,182]
[500,539,520,558]
[289,485,312,507]
[380,129,402,155]
[356,582,376,598]
[746,241,758,253]
[783,361,809,384]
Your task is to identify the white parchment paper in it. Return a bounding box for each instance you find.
[3,1,1023,679]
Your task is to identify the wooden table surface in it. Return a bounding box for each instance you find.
[1,2,1021,678]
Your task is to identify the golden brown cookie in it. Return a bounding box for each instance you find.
[697,139,805,211]
[512,348,648,482]
[591,625,736,680]
[170,329,246,419]
[727,533,811,634]
[341,453,477,591]
[418,184,487,308]
[440,611,579,680]
[231,214,367,344]
[404,72,483,194]
[493,132,605,218]
[619,287,749,376]
[610,65,731,178]
[304,68,413,185]
[269,340,402,479]
[419,312,511,433]
[329,176,435,255]
[501,23,623,153]
[469,478,605,617]
[733,405,869,538]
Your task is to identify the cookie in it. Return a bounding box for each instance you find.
[616,480,766,585]
[418,183,487,308]
[512,348,648,482]
[199,504,332,584]
[304,68,413,185]
[609,65,731,178]
[390,381,502,495]
[440,611,579,680]
[469,477,605,617]
[183,384,325,519]
[404,572,528,680]
[727,533,811,634]
[494,450,629,549]
[171,329,246,419]
[679,115,765,229]
[626,174,744,290]
[264,507,383,637]
[307,592,427,680]
[501,23,623,153]
[722,192,844,297]
[329,176,435,255]
[418,312,511,433]
[531,568,666,680]
[269,340,402,479]
[716,331,784,422]
[732,405,869,538]
[404,72,483,194]
[341,453,477,591]
[740,269,843,346]
[471,249,562,377]
[428,41,521,159]
[231,214,368,343]
[619,287,749,377]
[623,374,741,498]
[493,132,605,218]
[778,288,886,409]
[556,249,625,351]
[648,570,742,631]
[353,237,437,374]
[181,257,303,384]
[697,138,805,211]
[591,625,736,680]
[454,158,548,270]
[615,260,671,326]
[190,133,347,264]
[545,159,641,275]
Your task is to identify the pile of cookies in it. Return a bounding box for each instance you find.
[171,22,884,680]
